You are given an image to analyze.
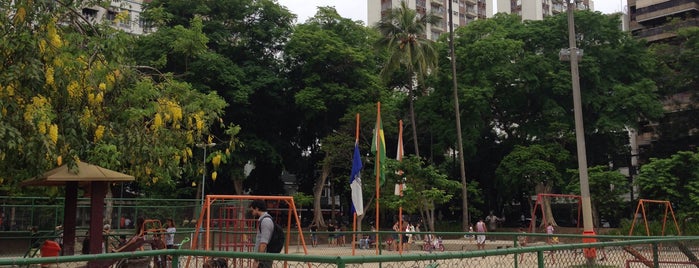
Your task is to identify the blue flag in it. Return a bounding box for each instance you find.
[349,143,364,216]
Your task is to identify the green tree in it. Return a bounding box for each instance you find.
[138,0,296,196]
[283,7,383,227]
[375,1,441,157]
[566,166,628,227]
[0,0,229,199]
[495,144,570,226]
[427,11,663,218]
[636,151,699,219]
[385,155,461,232]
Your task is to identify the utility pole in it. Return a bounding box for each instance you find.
[562,0,596,262]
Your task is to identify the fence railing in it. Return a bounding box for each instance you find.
[2,234,698,268]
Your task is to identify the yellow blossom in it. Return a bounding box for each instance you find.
[99,83,106,90]
[211,171,217,181]
[57,156,62,166]
[38,124,47,134]
[45,67,55,86]
[212,154,221,168]
[94,125,105,142]
[153,113,163,130]
[39,40,47,54]
[49,124,58,143]
[67,81,80,98]
[14,7,26,24]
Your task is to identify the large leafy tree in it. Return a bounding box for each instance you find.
[138,0,296,195]
[283,7,383,227]
[636,151,699,219]
[495,144,570,226]
[375,1,441,158]
[0,0,228,198]
[384,155,461,232]
[566,166,628,227]
[427,11,664,218]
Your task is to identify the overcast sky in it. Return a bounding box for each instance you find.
[276,0,627,26]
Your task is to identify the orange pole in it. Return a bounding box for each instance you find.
[397,120,403,254]
[352,213,357,255]
[375,102,381,255]
[352,113,360,256]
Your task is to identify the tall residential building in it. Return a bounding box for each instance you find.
[628,0,699,43]
[493,0,593,21]
[626,0,699,152]
[80,0,153,35]
[367,0,488,41]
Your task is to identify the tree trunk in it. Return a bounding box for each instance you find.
[312,152,330,227]
[232,174,244,195]
[408,76,420,157]
[535,182,557,227]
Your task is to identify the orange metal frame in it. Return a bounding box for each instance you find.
[186,195,308,268]
[628,199,680,236]
[529,193,582,232]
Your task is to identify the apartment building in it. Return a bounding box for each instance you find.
[626,0,699,150]
[80,0,153,35]
[493,0,593,21]
[628,0,699,43]
[367,0,488,41]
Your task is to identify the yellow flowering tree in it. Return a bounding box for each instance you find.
[0,0,234,197]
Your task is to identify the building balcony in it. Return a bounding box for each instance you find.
[632,18,699,42]
[635,0,699,23]
[431,0,444,6]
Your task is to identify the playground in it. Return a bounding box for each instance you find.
[4,195,699,267]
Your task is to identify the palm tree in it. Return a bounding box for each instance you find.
[375,1,441,157]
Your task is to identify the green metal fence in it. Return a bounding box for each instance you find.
[0,196,200,231]
[2,234,698,267]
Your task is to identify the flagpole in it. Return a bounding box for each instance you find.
[352,113,360,256]
[375,102,381,255]
[397,119,404,254]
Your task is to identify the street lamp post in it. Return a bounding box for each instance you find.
[196,143,216,215]
[560,0,595,262]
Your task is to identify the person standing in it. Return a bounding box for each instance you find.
[546,223,556,244]
[309,223,318,247]
[546,222,557,263]
[165,219,176,249]
[414,222,422,241]
[250,200,274,268]
[485,211,501,241]
[327,222,336,246]
[475,218,487,250]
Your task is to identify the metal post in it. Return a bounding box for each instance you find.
[201,146,206,209]
[195,143,216,217]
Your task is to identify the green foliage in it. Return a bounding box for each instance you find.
[292,192,314,207]
[0,0,230,197]
[496,144,571,199]
[636,151,699,218]
[566,166,628,226]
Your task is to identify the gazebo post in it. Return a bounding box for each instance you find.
[63,182,78,255]
[89,182,107,256]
